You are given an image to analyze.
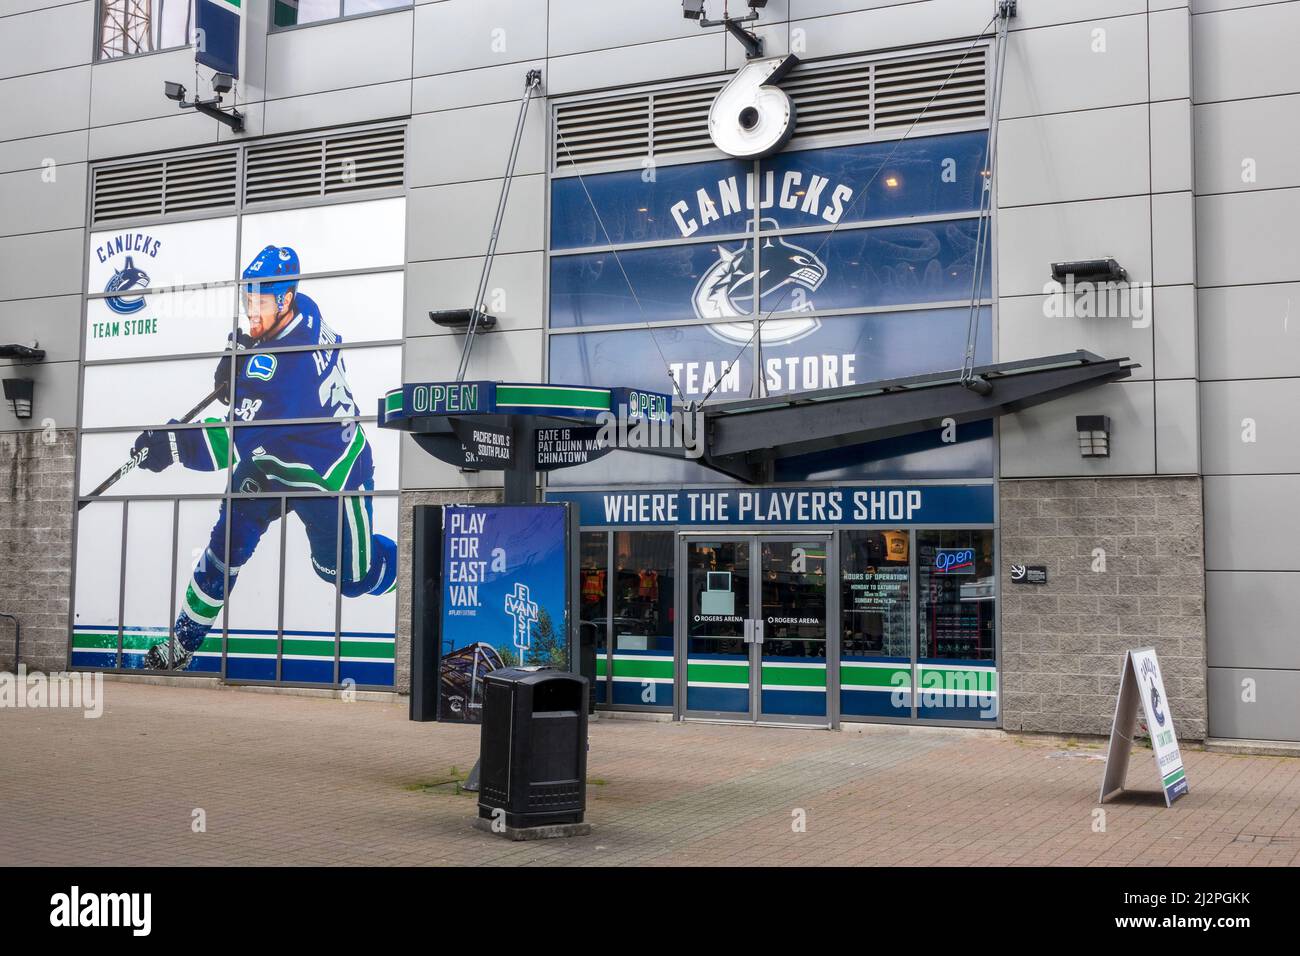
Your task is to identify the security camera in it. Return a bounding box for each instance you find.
[212,72,234,95]
[164,81,187,102]
[682,0,705,19]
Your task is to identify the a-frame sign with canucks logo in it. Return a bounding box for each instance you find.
[1099,648,1189,807]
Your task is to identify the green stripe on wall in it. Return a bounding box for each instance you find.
[687,660,749,686]
[841,665,912,689]
[611,656,673,680]
[340,640,395,661]
[760,664,826,688]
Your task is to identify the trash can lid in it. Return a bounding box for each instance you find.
[485,666,587,686]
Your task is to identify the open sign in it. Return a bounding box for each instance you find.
[934,548,975,574]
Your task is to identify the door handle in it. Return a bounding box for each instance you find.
[743,619,754,644]
[754,619,764,645]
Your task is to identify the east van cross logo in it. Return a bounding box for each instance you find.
[96,233,162,315]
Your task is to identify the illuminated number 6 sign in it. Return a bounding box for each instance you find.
[708,54,800,159]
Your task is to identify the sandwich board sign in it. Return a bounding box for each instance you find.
[1099,648,1188,806]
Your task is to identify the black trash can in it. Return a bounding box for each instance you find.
[478,667,589,829]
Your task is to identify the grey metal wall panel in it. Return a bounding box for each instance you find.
[0,1,93,80]
[1000,15,1149,119]
[1198,283,1300,380]
[0,66,90,141]
[0,227,83,300]
[264,11,414,101]
[1207,666,1300,741]
[412,59,546,114]
[413,0,547,77]
[997,105,1150,207]
[0,129,88,175]
[399,432,502,490]
[1207,572,1300,669]
[1194,94,1300,195]
[407,173,544,261]
[261,81,412,137]
[546,33,726,96]
[1152,285,1198,380]
[1192,1,1300,103]
[1200,379,1300,474]
[1152,192,1196,286]
[725,21,791,70]
[89,48,206,128]
[1204,475,1300,570]
[404,251,544,338]
[1196,189,1300,288]
[1151,99,1194,194]
[997,196,1152,298]
[1008,0,1149,30]
[403,326,543,381]
[790,0,993,61]
[0,294,82,366]
[1155,378,1199,474]
[996,293,1153,380]
[407,99,544,188]
[0,163,86,237]
[548,0,755,57]
[999,380,1156,478]
[1148,7,1191,102]
[87,112,221,162]
[0,357,78,431]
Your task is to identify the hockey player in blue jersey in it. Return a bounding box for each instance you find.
[131,244,397,671]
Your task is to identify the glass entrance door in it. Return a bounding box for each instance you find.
[683,538,752,716]
[682,536,831,723]
[757,539,830,721]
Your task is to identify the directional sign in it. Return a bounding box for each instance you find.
[535,426,612,471]
[450,417,516,469]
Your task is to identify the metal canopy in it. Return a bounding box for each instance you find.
[694,350,1136,482]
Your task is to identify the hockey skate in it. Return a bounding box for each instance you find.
[143,638,193,671]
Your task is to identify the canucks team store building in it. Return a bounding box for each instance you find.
[2,0,1299,745]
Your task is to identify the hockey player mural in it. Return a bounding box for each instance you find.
[126,244,398,671]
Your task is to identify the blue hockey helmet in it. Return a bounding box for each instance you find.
[242,245,300,308]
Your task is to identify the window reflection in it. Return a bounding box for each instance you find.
[916,529,995,662]
[840,530,911,658]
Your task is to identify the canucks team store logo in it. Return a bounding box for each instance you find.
[96,232,162,315]
[693,219,827,346]
[1140,657,1166,727]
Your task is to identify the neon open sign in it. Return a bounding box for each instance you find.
[934,548,975,574]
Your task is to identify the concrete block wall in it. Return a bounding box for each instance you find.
[0,430,75,672]
[999,476,1207,739]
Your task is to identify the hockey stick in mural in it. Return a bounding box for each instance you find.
[77,384,225,510]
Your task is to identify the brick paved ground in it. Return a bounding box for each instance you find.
[2,681,1298,866]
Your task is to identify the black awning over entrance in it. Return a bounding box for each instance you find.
[692,350,1135,483]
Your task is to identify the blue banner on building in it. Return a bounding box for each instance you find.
[195,0,241,78]
[547,485,995,528]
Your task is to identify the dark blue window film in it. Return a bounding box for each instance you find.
[550,222,987,330]
[550,157,752,250]
[762,131,988,229]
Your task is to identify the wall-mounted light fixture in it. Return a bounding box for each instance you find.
[429,309,497,332]
[162,77,244,132]
[1076,415,1111,458]
[1051,258,1127,284]
[2,378,34,419]
[682,1,767,58]
[1,343,44,420]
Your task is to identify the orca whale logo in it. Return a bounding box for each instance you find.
[692,219,827,346]
[104,255,150,315]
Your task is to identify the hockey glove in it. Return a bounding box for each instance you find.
[213,331,255,405]
[131,425,180,473]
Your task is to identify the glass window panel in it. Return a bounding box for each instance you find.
[550,158,753,250]
[272,0,340,28]
[685,539,750,715]
[343,0,410,14]
[840,529,913,720]
[225,498,283,681]
[88,218,237,293]
[339,495,398,687]
[916,529,997,721]
[221,420,394,494]
[79,428,229,498]
[71,501,124,669]
[777,419,995,483]
[82,357,232,429]
[759,131,989,229]
[98,0,192,58]
[85,285,237,362]
[239,198,405,276]
[121,500,174,669]
[229,344,399,425]
[611,531,674,709]
[579,532,608,705]
[173,499,228,675]
[240,272,404,346]
[281,497,340,684]
[549,239,754,329]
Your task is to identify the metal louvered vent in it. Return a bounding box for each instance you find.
[244,127,405,205]
[554,45,987,169]
[92,150,237,224]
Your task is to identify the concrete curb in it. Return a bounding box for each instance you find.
[102,673,402,704]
